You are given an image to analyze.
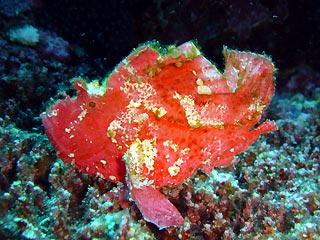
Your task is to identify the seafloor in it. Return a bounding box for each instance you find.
[0,1,319,239]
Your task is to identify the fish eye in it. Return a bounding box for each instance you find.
[88,101,96,108]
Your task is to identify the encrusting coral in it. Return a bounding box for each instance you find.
[41,41,276,229]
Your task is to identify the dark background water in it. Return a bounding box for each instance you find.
[37,0,319,78]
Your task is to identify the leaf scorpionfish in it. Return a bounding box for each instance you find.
[41,41,277,229]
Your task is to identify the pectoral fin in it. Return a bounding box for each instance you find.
[131,185,184,229]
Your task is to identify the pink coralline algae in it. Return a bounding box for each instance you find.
[41,41,276,229]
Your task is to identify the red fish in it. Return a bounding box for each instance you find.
[41,41,277,229]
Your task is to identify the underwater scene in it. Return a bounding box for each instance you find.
[0,1,319,239]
